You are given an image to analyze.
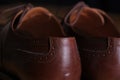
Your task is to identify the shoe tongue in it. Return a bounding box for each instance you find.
[69,7,119,37]
[14,7,64,38]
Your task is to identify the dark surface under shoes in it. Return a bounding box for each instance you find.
[63,2,120,80]
[0,4,81,80]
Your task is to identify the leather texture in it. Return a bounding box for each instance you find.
[63,2,120,80]
[0,3,33,67]
[0,4,81,80]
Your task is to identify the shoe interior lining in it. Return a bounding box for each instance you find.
[15,7,65,38]
[69,7,120,37]
[12,7,65,53]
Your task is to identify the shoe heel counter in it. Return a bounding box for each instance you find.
[51,37,81,80]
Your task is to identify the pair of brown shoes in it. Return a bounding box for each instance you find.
[0,2,120,80]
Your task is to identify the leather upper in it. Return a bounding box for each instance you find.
[0,4,81,80]
[0,3,34,68]
[63,2,120,80]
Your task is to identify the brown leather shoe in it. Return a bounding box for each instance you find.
[0,3,33,68]
[0,5,81,80]
[63,2,120,80]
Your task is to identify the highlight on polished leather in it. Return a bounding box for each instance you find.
[0,4,81,80]
[63,1,120,80]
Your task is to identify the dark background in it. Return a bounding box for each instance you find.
[0,0,120,13]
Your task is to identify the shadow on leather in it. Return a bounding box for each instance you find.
[0,68,20,80]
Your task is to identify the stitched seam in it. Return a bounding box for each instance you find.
[81,38,113,56]
[16,38,56,63]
